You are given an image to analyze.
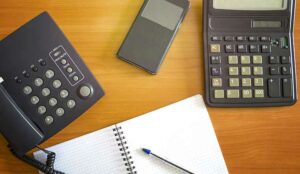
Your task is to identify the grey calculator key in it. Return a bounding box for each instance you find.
[211,56,222,64]
[31,96,39,105]
[49,98,58,107]
[53,80,62,89]
[281,56,290,64]
[211,67,222,76]
[227,90,240,98]
[282,66,291,75]
[268,78,281,98]
[214,90,225,99]
[283,78,292,98]
[270,67,280,75]
[56,108,65,117]
[60,90,69,98]
[269,56,280,64]
[261,45,271,53]
[38,106,47,115]
[45,70,55,79]
[45,116,54,125]
[67,100,76,109]
[42,88,51,97]
[23,86,32,95]
[34,78,44,87]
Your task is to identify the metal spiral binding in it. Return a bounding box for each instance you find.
[113,125,137,174]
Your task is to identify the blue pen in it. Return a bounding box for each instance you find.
[142,148,194,174]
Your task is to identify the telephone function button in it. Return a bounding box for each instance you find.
[45,116,54,125]
[42,88,51,97]
[23,86,33,95]
[49,98,58,107]
[73,76,79,82]
[45,70,55,79]
[79,85,93,98]
[38,106,47,115]
[31,96,40,105]
[40,60,47,66]
[32,66,38,72]
[67,67,73,73]
[61,59,67,65]
[34,78,44,87]
[53,80,62,89]
[67,100,76,109]
[60,90,69,98]
[56,108,65,117]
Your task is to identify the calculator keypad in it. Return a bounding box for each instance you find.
[207,35,295,106]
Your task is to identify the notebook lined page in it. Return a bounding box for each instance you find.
[119,95,228,174]
[34,126,128,174]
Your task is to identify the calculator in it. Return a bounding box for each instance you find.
[203,0,297,107]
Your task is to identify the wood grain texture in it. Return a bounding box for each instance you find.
[0,0,299,173]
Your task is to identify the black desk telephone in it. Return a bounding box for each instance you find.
[0,12,104,173]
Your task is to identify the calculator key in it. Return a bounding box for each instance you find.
[34,78,44,87]
[270,67,280,75]
[249,36,258,42]
[241,67,251,76]
[250,45,260,53]
[269,56,280,64]
[49,98,58,107]
[282,78,292,98]
[261,36,271,42]
[253,67,263,75]
[53,80,62,89]
[281,56,290,64]
[225,44,235,53]
[67,100,76,109]
[23,86,32,95]
[229,67,239,76]
[56,108,65,117]
[261,45,271,53]
[210,44,221,53]
[237,45,248,53]
[211,67,222,76]
[255,89,265,98]
[254,78,264,87]
[241,55,251,64]
[228,55,238,64]
[60,90,69,98]
[237,36,247,41]
[212,78,222,87]
[229,78,239,87]
[253,55,263,64]
[38,106,47,115]
[282,66,291,75]
[242,89,252,98]
[45,70,55,79]
[45,116,54,125]
[31,96,40,105]
[211,56,222,64]
[227,90,240,99]
[211,36,222,41]
[42,88,51,97]
[268,78,281,98]
[242,78,252,87]
[214,90,225,99]
[224,36,234,41]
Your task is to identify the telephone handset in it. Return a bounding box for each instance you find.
[0,12,105,173]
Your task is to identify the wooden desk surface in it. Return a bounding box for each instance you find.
[0,0,299,173]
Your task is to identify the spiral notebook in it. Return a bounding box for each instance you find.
[33,95,228,174]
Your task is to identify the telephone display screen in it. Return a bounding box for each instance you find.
[213,0,287,11]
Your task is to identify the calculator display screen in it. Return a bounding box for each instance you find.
[213,0,287,11]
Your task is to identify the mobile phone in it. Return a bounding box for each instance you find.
[117,0,190,74]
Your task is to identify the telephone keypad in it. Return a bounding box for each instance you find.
[52,80,61,89]
[45,116,54,125]
[49,98,58,107]
[41,88,51,97]
[23,86,32,95]
[31,96,39,105]
[67,100,76,109]
[45,70,55,79]
[56,108,64,117]
[38,106,47,115]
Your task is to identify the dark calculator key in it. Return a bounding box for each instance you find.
[281,56,290,64]
[270,67,280,75]
[224,36,234,41]
[237,36,247,41]
[250,45,260,53]
[268,78,281,98]
[211,56,222,64]
[237,45,248,53]
[282,66,291,75]
[261,36,271,42]
[225,44,236,53]
[211,36,222,41]
[249,36,258,41]
[269,56,280,64]
[261,45,271,53]
[211,67,222,76]
[282,78,292,98]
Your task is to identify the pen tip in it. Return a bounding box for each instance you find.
[142,148,151,155]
